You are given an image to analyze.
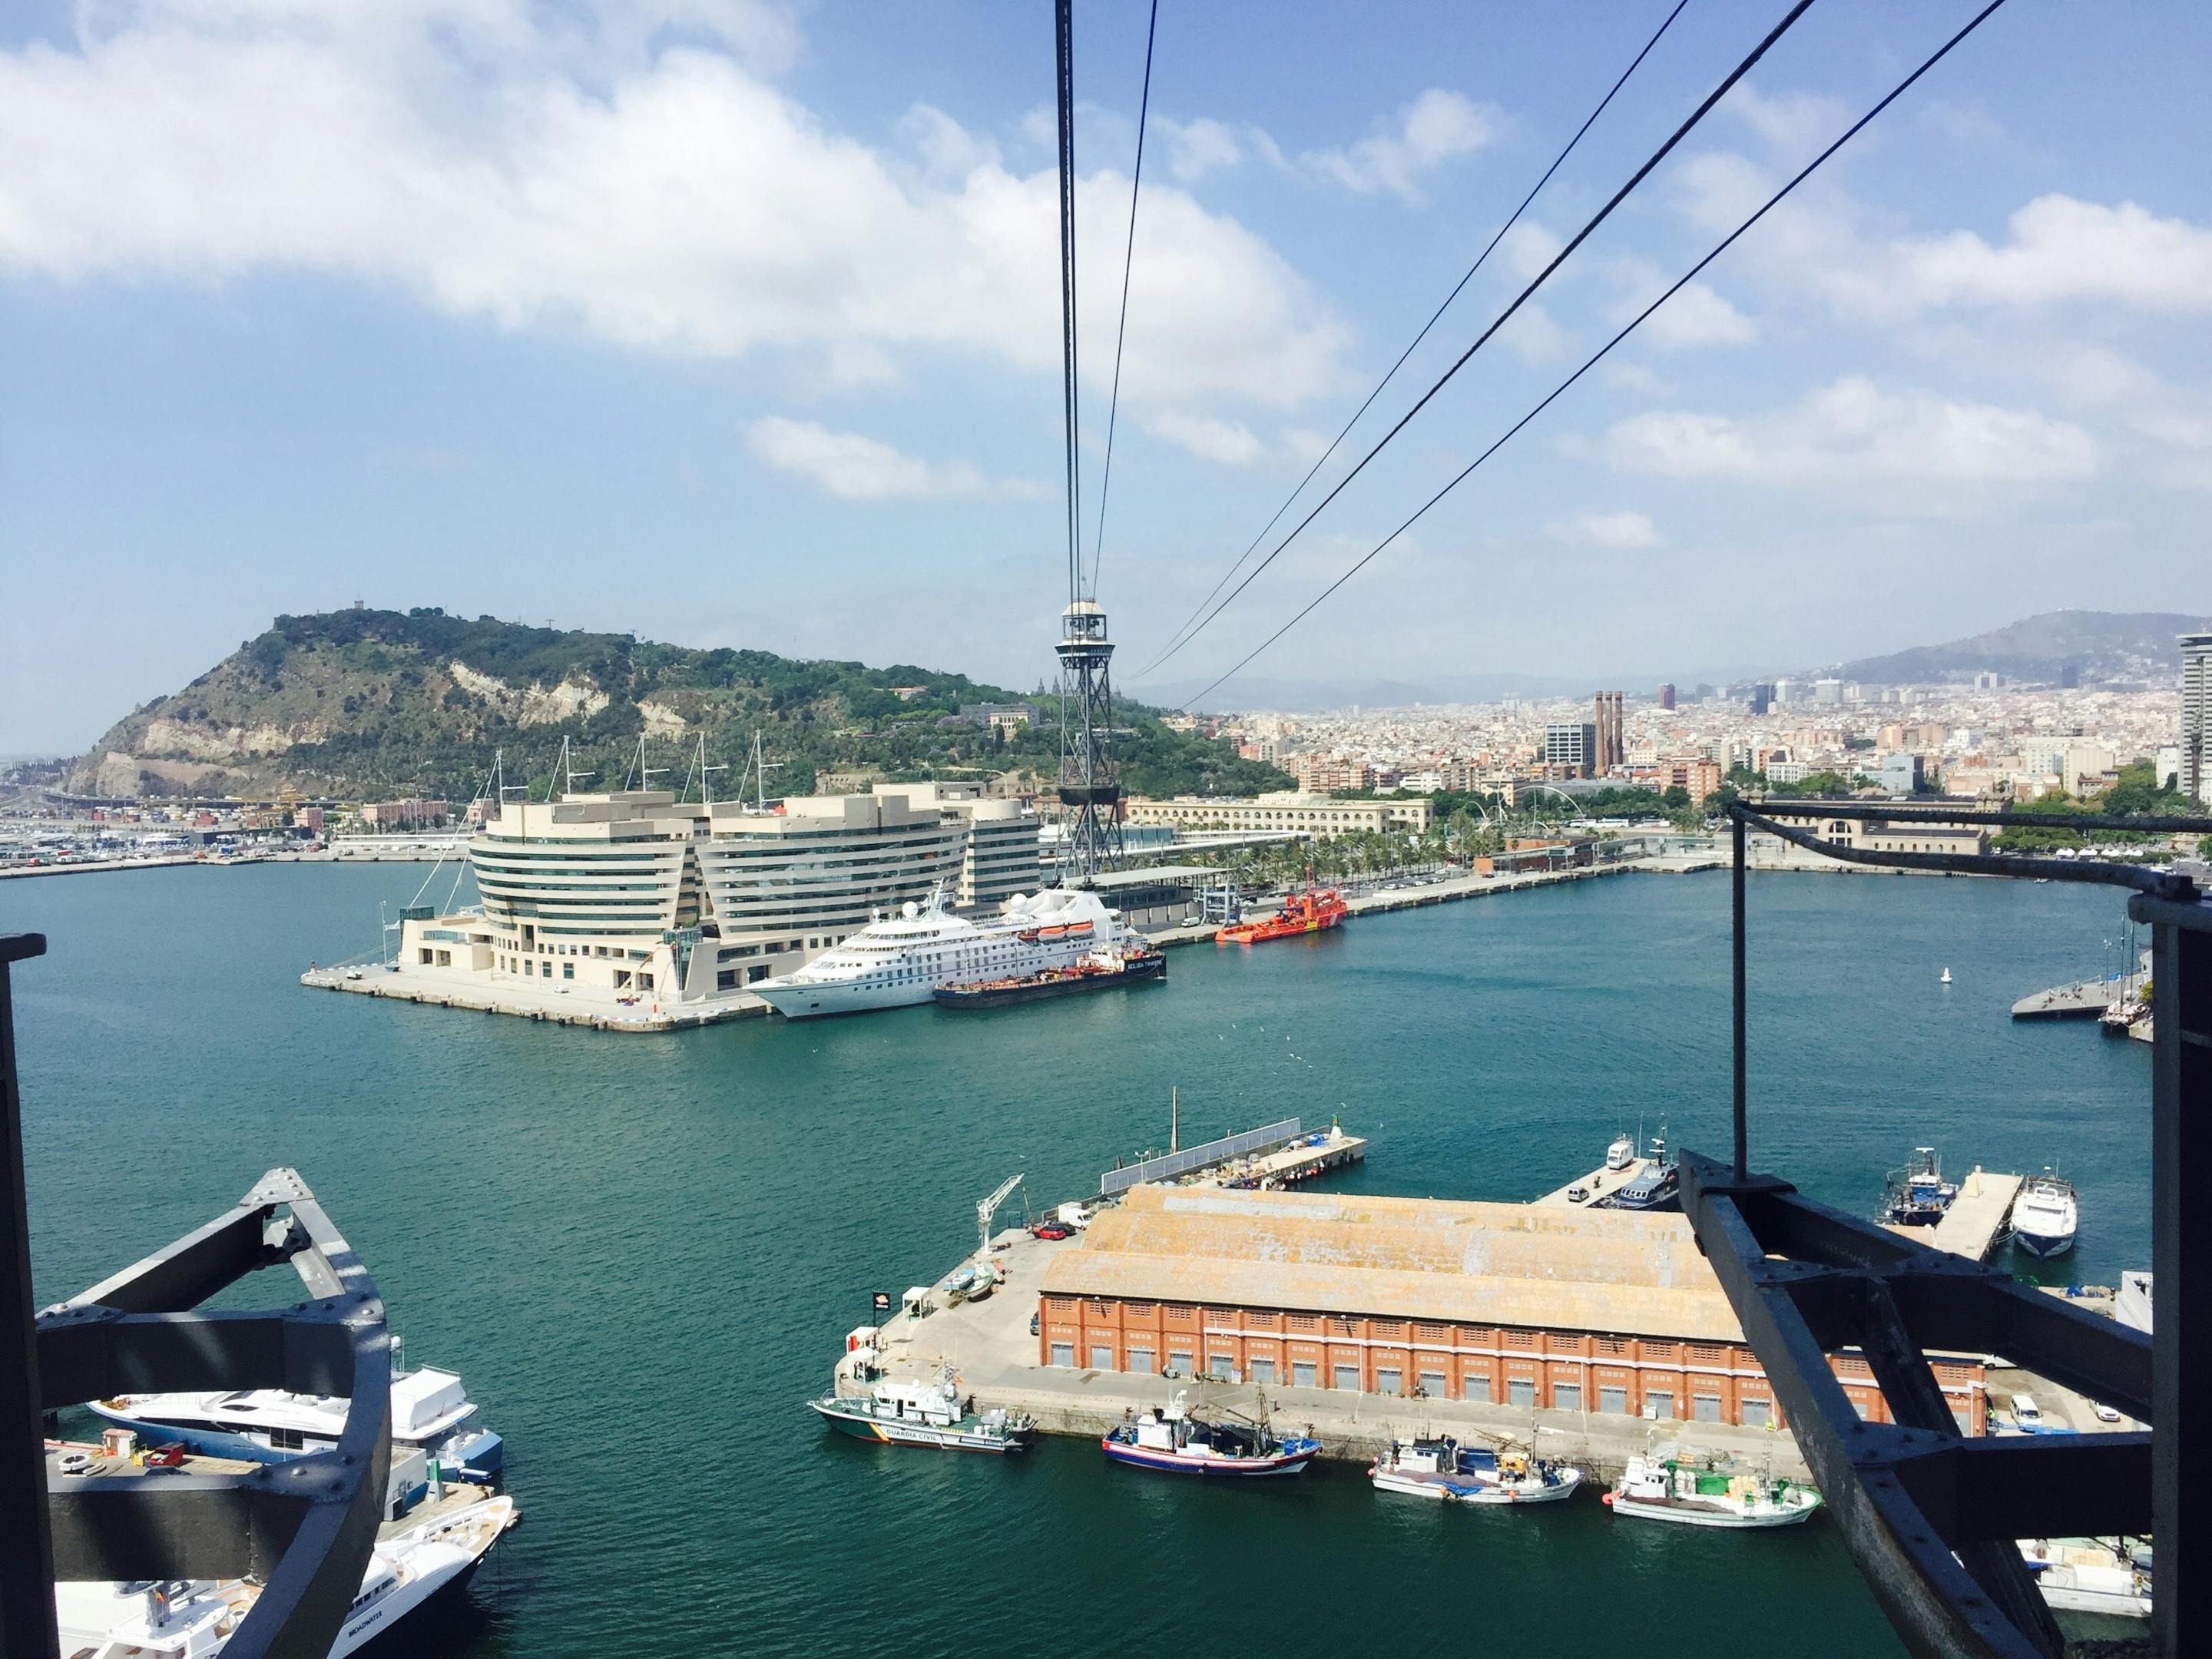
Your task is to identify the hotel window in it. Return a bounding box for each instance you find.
[1088,1346,1115,1371]
[717,970,737,991]
[1506,1378,1536,1408]
[541,962,551,978]
[1049,1343,1075,1368]
[614,971,631,988]
[1693,1393,1724,1422]
[1331,1364,1361,1392]
[1599,1385,1629,1416]
[1292,1362,1317,1388]
[1417,1370,1445,1397]
[1125,1346,1155,1375]
[1742,1398,1773,1428]
[1551,1382,1582,1412]
[1462,1373,1491,1403]
[561,962,573,979]
[1374,1366,1403,1397]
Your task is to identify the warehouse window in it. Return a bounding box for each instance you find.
[1088,1303,1111,1319]
[1644,1342,1678,1362]
[1050,1297,1075,1313]
[1375,1367,1403,1397]
[1167,1306,1194,1323]
[1292,1362,1317,1388]
[1331,1316,1358,1337]
[1506,1378,1536,1408]
[1416,1323,1447,1341]
[1373,1321,1406,1339]
[1689,1345,1726,1366]
[1125,1346,1155,1375]
[1551,1383,1582,1412]
[1595,1337,1628,1357]
[1693,1393,1723,1422]
[1049,1343,1075,1368]
[1124,1302,1154,1319]
[1289,1315,1319,1333]
[1462,1373,1491,1403]
[1332,1364,1360,1392]
[1089,1346,1115,1371]
[1418,1370,1445,1398]
[1504,1330,1536,1350]
[1247,1312,1279,1332]
[1598,1385,1629,1416]
[1743,1398,1773,1429]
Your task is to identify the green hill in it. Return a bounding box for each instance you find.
[68,608,1290,803]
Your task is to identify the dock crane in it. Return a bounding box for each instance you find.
[979,1173,1025,1258]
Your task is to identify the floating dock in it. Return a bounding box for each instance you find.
[1881,1167,2024,1261]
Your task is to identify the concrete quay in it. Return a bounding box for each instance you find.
[1883,1167,2024,1261]
[301,962,765,1031]
[837,1230,1811,1483]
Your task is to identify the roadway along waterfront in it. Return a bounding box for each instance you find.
[1,863,2153,1659]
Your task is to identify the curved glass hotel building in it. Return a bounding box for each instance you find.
[397,783,1039,1013]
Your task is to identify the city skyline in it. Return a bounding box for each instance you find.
[6,2,2212,755]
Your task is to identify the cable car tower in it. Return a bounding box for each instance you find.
[1051,0,1123,882]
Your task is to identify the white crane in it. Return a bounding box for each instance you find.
[979,1173,1025,1259]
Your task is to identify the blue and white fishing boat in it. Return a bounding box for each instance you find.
[1101,1391,1318,1477]
[1369,1437,1581,1505]
[90,1346,502,1476]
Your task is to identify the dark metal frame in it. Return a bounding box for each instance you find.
[1690,801,2210,1659]
[1,932,389,1659]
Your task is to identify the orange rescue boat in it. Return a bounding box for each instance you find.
[1215,886,1349,945]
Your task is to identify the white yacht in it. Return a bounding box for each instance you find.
[2012,1172,2080,1258]
[90,1354,502,1476]
[55,1493,515,1657]
[752,885,1141,1018]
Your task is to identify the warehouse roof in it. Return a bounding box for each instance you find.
[1038,1184,1747,1344]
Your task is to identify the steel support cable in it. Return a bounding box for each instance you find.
[1134,0,1812,681]
[1142,0,1689,672]
[1088,0,1161,598]
[1056,0,1083,604]
[1177,0,2009,710]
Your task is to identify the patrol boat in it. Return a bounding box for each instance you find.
[810,1369,1035,1453]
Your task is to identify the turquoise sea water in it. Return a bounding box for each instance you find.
[1,865,2152,1659]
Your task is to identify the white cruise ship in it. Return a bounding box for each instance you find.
[752,885,1138,1018]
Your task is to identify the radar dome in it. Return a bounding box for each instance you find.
[901,901,919,919]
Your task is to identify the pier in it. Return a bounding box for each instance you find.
[1099,1119,1366,1198]
[1881,1166,2023,1260]
[1532,1157,1654,1208]
[301,962,763,1031]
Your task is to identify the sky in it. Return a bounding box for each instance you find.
[4,0,2210,753]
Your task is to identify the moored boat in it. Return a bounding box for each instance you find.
[2018,1538,2152,1618]
[2012,1171,2079,1258]
[1597,1127,1679,1212]
[1369,1437,1581,1505]
[1604,1452,1821,1527]
[810,1370,1034,1453]
[55,1493,517,1658]
[1880,1146,1959,1228]
[1215,885,1349,945]
[932,947,1166,1008]
[1101,1391,1318,1476]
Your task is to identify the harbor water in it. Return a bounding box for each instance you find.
[3,865,2152,1659]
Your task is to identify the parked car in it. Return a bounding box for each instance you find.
[1030,1313,1041,1337]
[1032,1220,1072,1240]
[2093,1402,2123,1423]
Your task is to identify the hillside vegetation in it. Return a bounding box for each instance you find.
[70,608,1290,803]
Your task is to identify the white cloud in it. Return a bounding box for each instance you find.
[1545,510,1659,549]
[1498,221,1562,282]
[1155,115,1247,183]
[1142,409,1263,465]
[1607,257,1756,348]
[1604,377,2098,505]
[1280,428,1333,465]
[0,1,1348,414]
[1299,88,1495,205]
[1724,84,1849,161]
[1497,300,1573,365]
[745,417,1047,501]
[1875,196,2212,316]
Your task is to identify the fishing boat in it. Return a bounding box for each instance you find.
[54,1494,516,1658]
[931,945,1166,1008]
[2012,1171,2079,1257]
[1369,1437,1581,1505]
[90,1346,502,1476]
[810,1369,1034,1453]
[1101,1390,1319,1476]
[1941,966,1952,985]
[2018,1538,2152,1618]
[1880,1147,1959,1228]
[1604,1452,1822,1528]
[1214,883,1349,945]
[1597,1127,1679,1212]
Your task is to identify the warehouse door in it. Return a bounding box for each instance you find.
[1506,1378,1536,1408]
[1050,1343,1075,1368]
[1332,1364,1361,1392]
[1292,1361,1317,1388]
[1693,1393,1723,1422]
[1126,1346,1155,1375]
[1551,1383,1581,1412]
[1644,1390,1674,1420]
[1598,1385,1629,1416]
[1088,1345,1115,1371]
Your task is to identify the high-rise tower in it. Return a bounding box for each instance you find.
[2182,631,2212,805]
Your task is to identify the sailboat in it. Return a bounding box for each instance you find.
[1940,967,1952,985]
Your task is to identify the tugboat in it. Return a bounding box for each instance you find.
[2012,1171,2079,1258]
[1604,1449,1822,1528]
[932,945,1166,1008]
[1369,1437,1581,1505]
[1880,1147,1959,1228]
[1101,1390,1319,1476]
[810,1368,1035,1453]
[1597,1126,1679,1212]
[1215,882,1349,945]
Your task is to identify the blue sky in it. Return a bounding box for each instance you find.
[5,0,2210,751]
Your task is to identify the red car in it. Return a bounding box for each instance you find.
[1032,1220,1072,1240]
